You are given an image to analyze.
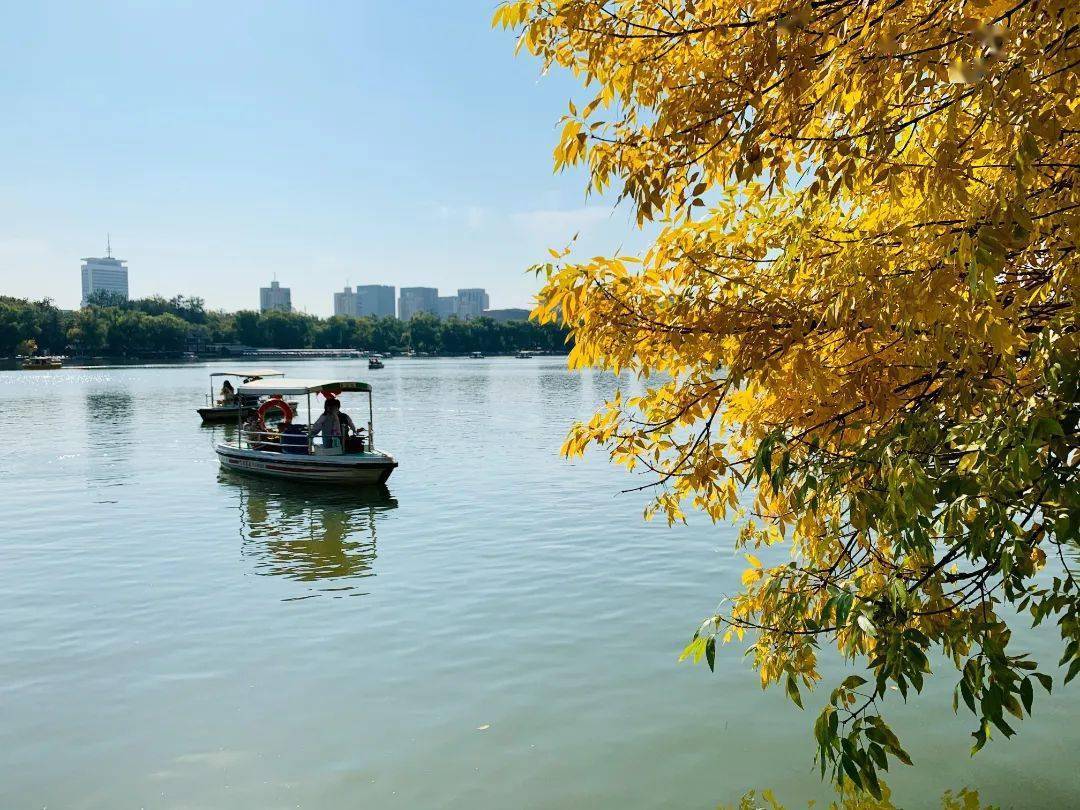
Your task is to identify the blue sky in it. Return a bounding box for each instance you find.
[0,1,647,314]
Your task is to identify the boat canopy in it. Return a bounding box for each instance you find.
[209,369,285,379]
[236,378,372,396]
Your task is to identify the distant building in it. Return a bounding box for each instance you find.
[484,308,531,322]
[356,285,396,318]
[334,284,396,318]
[334,286,357,317]
[260,280,292,313]
[399,286,439,320]
[81,239,129,306]
[436,295,459,319]
[457,288,490,320]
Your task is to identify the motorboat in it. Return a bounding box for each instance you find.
[515,350,533,359]
[368,354,385,369]
[198,369,296,422]
[215,377,398,485]
[469,351,484,359]
[20,355,64,370]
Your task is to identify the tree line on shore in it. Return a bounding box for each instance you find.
[0,292,567,357]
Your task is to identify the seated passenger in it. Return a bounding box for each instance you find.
[309,397,356,450]
[219,379,236,405]
[242,413,262,446]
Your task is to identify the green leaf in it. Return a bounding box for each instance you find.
[835,592,854,627]
[705,637,716,672]
[840,675,868,690]
[863,762,883,800]
[959,678,977,714]
[1065,659,1080,686]
[840,755,863,790]
[1033,672,1053,694]
[890,744,913,767]
[990,713,1016,738]
[786,673,804,709]
[971,721,989,755]
[1020,677,1033,715]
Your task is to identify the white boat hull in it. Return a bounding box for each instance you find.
[216,444,397,484]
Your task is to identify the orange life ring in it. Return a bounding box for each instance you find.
[257,396,293,429]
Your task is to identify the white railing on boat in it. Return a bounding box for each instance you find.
[238,427,374,456]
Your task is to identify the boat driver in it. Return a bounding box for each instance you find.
[309,397,357,450]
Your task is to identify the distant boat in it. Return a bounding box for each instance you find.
[198,369,296,422]
[368,355,385,370]
[469,351,484,359]
[20,355,64,370]
[515,350,533,359]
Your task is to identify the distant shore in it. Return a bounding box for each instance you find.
[2,294,571,362]
[2,351,568,370]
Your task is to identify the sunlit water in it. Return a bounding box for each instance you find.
[1,358,1076,808]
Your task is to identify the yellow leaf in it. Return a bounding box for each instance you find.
[742,567,763,586]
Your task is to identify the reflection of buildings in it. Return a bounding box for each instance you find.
[224,475,398,594]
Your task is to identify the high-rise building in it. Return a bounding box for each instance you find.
[80,238,129,306]
[334,284,396,318]
[456,288,490,320]
[334,286,358,317]
[356,285,396,318]
[436,296,459,319]
[260,280,292,313]
[398,287,439,320]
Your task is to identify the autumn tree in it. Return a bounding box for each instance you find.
[497,0,1078,796]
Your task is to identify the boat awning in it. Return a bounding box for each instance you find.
[235,378,372,396]
[210,369,285,379]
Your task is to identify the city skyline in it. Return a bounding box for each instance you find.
[64,239,530,316]
[0,1,650,315]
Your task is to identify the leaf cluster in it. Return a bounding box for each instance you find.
[498,0,1080,793]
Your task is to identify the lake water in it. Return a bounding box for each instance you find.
[1,358,1076,808]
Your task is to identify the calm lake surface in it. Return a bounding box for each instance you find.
[1,358,1077,809]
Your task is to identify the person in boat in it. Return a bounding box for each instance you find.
[339,401,368,452]
[242,412,266,450]
[219,379,236,405]
[309,397,357,450]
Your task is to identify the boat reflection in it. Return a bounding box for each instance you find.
[219,472,398,598]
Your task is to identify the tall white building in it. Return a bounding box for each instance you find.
[260,280,292,313]
[456,288,490,320]
[81,240,129,306]
[398,287,438,320]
